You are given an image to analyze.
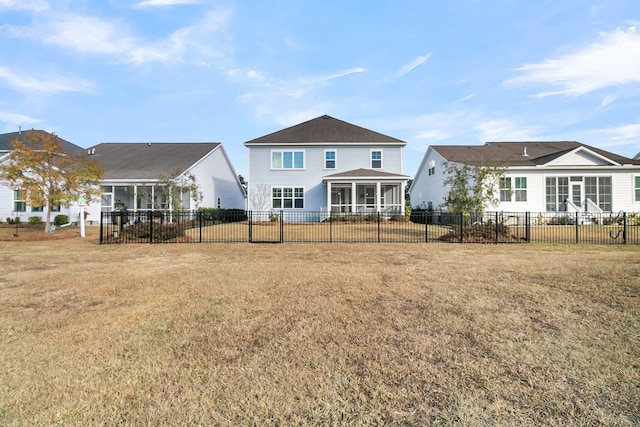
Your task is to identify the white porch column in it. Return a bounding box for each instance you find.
[326,181,332,213]
[376,181,381,213]
[351,182,356,212]
[133,185,138,211]
[401,181,406,215]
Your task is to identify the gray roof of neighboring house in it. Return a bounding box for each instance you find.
[323,168,409,180]
[431,141,640,166]
[635,152,640,160]
[244,115,405,145]
[88,142,221,180]
[0,130,84,153]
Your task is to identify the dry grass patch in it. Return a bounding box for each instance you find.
[0,237,638,425]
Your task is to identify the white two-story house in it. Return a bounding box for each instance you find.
[410,141,640,214]
[244,115,409,220]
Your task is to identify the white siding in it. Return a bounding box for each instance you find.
[408,148,448,210]
[186,146,246,209]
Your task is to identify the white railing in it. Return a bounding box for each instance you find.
[584,198,602,213]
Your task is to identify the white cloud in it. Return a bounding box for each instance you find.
[476,119,541,142]
[0,66,93,94]
[505,27,640,97]
[0,0,48,12]
[4,7,232,65]
[41,14,134,55]
[396,54,431,78]
[451,93,476,104]
[0,111,42,128]
[134,0,200,8]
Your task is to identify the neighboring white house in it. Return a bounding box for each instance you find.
[410,141,640,213]
[244,115,409,220]
[83,142,246,219]
[0,130,85,223]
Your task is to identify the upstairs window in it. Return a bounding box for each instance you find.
[325,150,336,169]
[371,150,382,169]
[428,160,436,175]
[272,150,304,169]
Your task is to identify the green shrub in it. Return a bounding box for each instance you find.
[121,222,185,242]
[54,215,69,226]
[28,216,42,225]
[197,208,247,223]
[6,217,20,224]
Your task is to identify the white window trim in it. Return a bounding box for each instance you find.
[271,185,305,209]
[635,175,640,202]
[370,149,383,169]
[271,150,305,170]
[500,177,512,202]
[514,177,527,202]
[324,150,336,169]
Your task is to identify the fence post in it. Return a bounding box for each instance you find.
[198,210,203,243]
[460,212,464,243]
[378,211,381,243]
[99,212,104,244]
[525,212,530,243]
[623,211,627,244]
[425,211,428,243]
[280,210,284,243]
[329,212,333,243]
[495,211,499,244]
[248,211,252,242]
[575,212,579,244]
[148,211,153,244]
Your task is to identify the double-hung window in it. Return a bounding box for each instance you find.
[13,190,26,212]
[635,176,640,202]
[499,177,511,202]
[515,177,527,201]
[272,150,304,169]
[325,150,336,169]
[371,150,382,169]
[272,187,304,209]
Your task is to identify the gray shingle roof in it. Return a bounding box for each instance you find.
[323,168,409,180]
[0,130,84,153]
[88,142,220,180]
[244,115,405,145]
[432,141,640,166]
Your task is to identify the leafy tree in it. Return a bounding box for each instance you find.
[441,161,507,217]
[158,172,203,214]
[0,130,103,233]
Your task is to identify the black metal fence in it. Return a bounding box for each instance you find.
[100,210,640,245]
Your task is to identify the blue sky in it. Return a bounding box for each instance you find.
[1,0,639,178]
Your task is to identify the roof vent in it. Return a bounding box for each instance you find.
[522,146,529,157]
[148,142,152,146]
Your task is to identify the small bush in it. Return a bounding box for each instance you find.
[28,216,42,225]
[54,215,69,226]
[197,208,247,223]
[441,222,512,243]
[548,215,575,225]
[6,217,20,224]
[121,222,185,242]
